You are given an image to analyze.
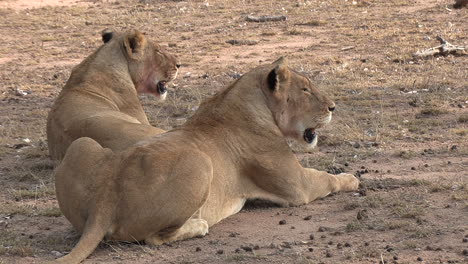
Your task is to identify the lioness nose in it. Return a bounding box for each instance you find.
[328,106,335,112]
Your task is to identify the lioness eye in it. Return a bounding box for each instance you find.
[302,88,309,92]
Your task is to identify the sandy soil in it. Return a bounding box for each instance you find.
[0,0,467,264]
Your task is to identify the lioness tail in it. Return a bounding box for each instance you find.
[52,209,112,264]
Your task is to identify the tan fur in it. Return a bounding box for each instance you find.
[51,58,359,264]
[46,30,179,160]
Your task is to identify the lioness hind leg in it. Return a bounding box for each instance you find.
[145,218,209,245]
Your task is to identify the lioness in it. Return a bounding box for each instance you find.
[46,29,179,160]
[52,58,359,264]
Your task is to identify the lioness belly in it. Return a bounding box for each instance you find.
[202,198,246,226]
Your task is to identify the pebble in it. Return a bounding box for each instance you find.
[463,238,468,243]
[417,257,423,261]
[279,220,287,225]
[309,234,315,240]
[241,245,252,252]
[304,215,312,221]
[51,251,63,257]
[216,249,224,254]
[463,249,468,256]
[318,226,333,232]
[308,247,314,252]
[195,247,202,252]
[357,209,368,220]
[325,251,332,257]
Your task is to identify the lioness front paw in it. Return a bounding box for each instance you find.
[337,173,360,191]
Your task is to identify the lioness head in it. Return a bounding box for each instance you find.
[102,29,180,100]
[263,57,335,150]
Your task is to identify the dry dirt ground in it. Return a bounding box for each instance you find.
[0,0,467,263]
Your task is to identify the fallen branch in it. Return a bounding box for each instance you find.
[340,46,355,51]
[413,36,467,58]
[245,15,287,23]
[226,39,258,46]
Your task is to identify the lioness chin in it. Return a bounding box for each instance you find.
[46,29,180,160]
[51,57,359,264]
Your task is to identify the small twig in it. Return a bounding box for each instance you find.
[340,46,355,51]
[413,36,467,58]
[245,15,287,23]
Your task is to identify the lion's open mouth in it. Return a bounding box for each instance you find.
[303,128,317,144]
[157,81,167,94]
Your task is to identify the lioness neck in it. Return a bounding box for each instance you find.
[183,72,284,151]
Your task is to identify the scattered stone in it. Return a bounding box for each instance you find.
[328,241,333,245]
[241,245,253,252]
[393,256,399,260]
[417,257,423,261]
[320,235,327,239]
[385,245,394,252]
[228,72,242,79]
[344,242,352,247]
[308,247,314,252]
[279,220,287,225]
[450,145,458,151]
[357,209,369,220]
[51,251,63,257]
[325,250,333,257]
[281,242,292,248]
[318,226,332,232]
[364,242,369,246]
[303,215,312,221]
[463,249,468,256]
[344,162,349,167]
[358,189,367,196]
[216,249,224,254]
[13,143,29,149]
[309,234,315,240]
[411,167,416,170]
[424,164,429,167]
[228,232,239,237]
[291,226,295,229]
[195,247,202,252]
[336,243,342,249]
[253,245,260,250]
[353,142,361,148]
[463,238,468,243]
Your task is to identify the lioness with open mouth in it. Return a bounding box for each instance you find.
[47,29,179,160]
[51,58,359,264]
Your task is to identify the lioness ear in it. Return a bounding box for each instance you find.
[123,31,147,59]
[267,64,290,91]
[101,28,113,43]
[272,56,288,66]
